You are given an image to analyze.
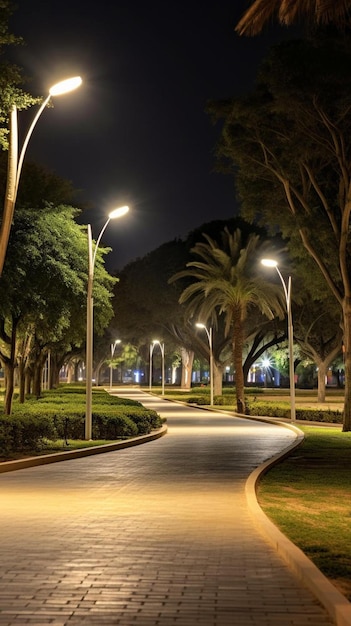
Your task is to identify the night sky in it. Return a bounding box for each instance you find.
[10,1,295,271]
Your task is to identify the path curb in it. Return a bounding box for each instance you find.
[244,415,351,626]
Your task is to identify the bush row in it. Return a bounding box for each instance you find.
[0,389,163,457]
[247,400,343,424]
[188,386,264,396]
[186,394,343,423]
[186,394,237,406]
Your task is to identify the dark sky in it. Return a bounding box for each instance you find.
[10,1,293,271]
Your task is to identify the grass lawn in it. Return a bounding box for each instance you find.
[257,426,351,601]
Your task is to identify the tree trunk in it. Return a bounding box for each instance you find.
[213,360,224,396]
[18,361,26,403]
[233,307,245,414]
[50,360,60,389]
[4,362,15,415]
[342,299,351,431]
[66,363,73,383]
[180,347,194,389]
[316,362,327,403]
[25,371,32,396]
[33,364,43,399]
[3,317,18,415]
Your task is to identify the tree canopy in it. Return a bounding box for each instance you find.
[209,33,351,428]
[0,161,116,413]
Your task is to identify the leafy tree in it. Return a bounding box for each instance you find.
[171,227,285,413]
[235,0,351,36]
[209,34,351,429]
[294,300,342,399]
[0,202,116,412]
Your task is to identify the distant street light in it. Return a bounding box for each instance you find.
[85,205,129,440]
[149,340,165,395]
[0,76,82,275]
[261,258,296,422]
[196,322,214,405]
[109,339,121,389]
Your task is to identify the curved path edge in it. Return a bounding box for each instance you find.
[0,424,167,474]
[244,414,351,626]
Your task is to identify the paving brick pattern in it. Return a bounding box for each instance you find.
[0,389,334,625]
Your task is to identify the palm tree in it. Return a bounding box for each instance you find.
[235,0,351,36]
[171,227,284,414]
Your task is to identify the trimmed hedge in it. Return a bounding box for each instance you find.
[186,388,264,406]
[0,387,163,456]
[186,396,209,405]
[247,400,343,424]
[0,414,57,456]
[185,392,343,424]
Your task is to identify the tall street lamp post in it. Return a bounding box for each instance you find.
[261,258,296,423]
[149,340,165,395]
[196,322,214,406]
[85,205,129,440]
[0,76,82,275]
[109,339,121,389]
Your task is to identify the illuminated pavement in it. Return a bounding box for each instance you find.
[0,389,334,625]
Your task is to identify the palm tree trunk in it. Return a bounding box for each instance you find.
[233,306,246,414]
[213,360,224,396]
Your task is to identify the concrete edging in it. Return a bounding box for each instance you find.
[245,415,351,626]
[0,424,168,474]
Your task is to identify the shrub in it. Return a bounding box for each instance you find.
[0,423,13,457]
[0,387,162,456]
[214,395,236,405]
[92,414,138,439]
[186,396,209,405]
[247,400,343,423]
[0,414,58,454]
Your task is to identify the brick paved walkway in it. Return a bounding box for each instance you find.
[0,389,334,625]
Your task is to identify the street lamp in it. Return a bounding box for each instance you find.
[85,205,129,440]
[109,339,121,389]
[149,340,165,395]
[0,76,82,275]
[261,258,296,422]
[196,322,214,406]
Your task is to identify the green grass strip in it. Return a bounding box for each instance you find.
[258,426,351,600]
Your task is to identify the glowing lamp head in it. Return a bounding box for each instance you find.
[196,323,206,329]
[49,76,82,97]
[261,258,278,268]
[109,205,129,220]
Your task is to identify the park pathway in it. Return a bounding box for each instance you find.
[0,388,334,625]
